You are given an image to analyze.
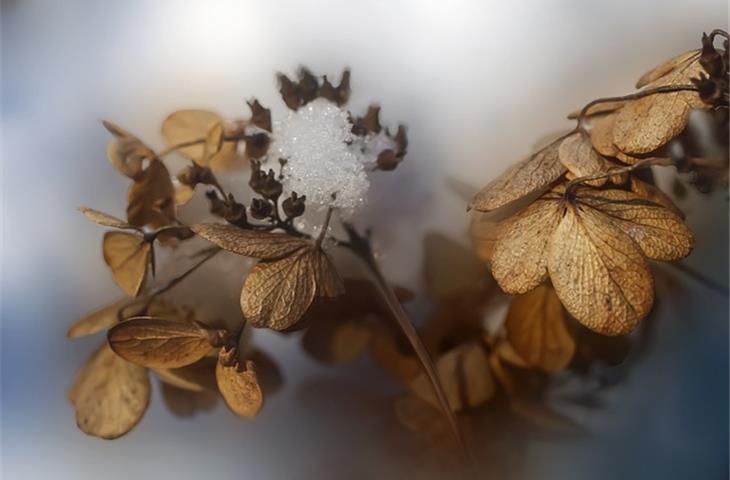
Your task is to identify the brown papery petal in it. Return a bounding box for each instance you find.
[613,53,707,155]
[69,343,150,439]
[469,137,566,212]
[409,342,494,412]
[79,207,136,230]
[154,356,217,392]
[104,121,155,179]
[67,297,136,339]
[127,159,175,229]
[576,188,694,261]
[558,132,608,187]
[241,249,318,331]
[505,284,575,372]
[102,232,151,297]
[191,223,309,260]
[491,196,564,294]
[548,204,654,335]
[107,318,213,369]
[630,177,685,219]
[216,359,263,418]
[635,49,700,89]
[161,109,224,160]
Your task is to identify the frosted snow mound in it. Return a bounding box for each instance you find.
[271,99,393,215]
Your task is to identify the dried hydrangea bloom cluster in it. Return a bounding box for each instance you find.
[469,30,728,337]
[68,67,409,439]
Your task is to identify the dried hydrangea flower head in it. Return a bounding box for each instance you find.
[469,29,728,337]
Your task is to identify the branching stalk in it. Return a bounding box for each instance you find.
[339,224,472,464]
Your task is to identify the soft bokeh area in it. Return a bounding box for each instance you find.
[2,1,728,479]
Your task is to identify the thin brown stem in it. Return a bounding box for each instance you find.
[578,84,699,125]
[315,207,334,248]
[339,224,471,464]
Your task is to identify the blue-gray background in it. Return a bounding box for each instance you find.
[2,1,728,479]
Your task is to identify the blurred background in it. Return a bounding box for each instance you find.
[2,1,728,478]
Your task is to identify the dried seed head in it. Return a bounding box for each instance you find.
[700,32,725,77]
[249,198,272,220]
[282,192,306,218]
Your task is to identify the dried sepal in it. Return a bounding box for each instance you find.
[216,354,263,418]
[635,49,701,89]
[241,246,344,331]
[103,121,155,179]
[102,231,152,297]
[548,203,654,335]
[630,177,684,219]
[491,186,693,335]
[576,188,693,261]
[469,137,566,212]
[504,284,575,372]
[79,207,136,230]
[69,343,150,439]
[107,318,215,369]
[490,195,564,294]
[613,51,707,155]
[557,131,608,187]
[127,158,175,229]
[191,223,309,260]
[409,341,495,412]
[161,109,225,160]
[67,298,138,339]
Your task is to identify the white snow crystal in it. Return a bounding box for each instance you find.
[271,98,394,216]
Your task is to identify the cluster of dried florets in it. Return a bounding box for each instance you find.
[469,30,728,338]
[68,68,410,439]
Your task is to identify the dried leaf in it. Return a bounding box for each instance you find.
[107,318,213,369]
[127,158,175,229]
[161,109,224,160]
[204,122,224,159]
[490,194,564,294]
[469,137,566,212]
[557,131,608,186]
[191,223,309,260]
[547,202,654,335]
[103,121,155,179]
[410,342,494,412]
[79,207,136,230]
[67,298,137,339]
[630,177,684,218]
[576,188,693,261]
[102,232,151,297]
[613,52,707,154]
[505,285,575,372]
[216,358,263,418]
[69,343,150,439]
[241,247,343,331]
[423,233,489,301]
